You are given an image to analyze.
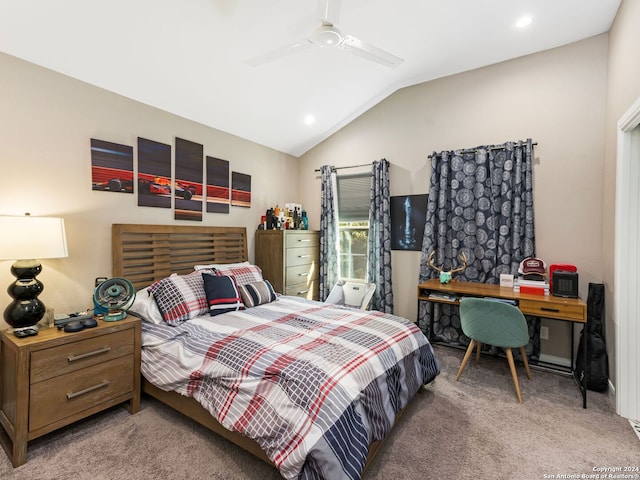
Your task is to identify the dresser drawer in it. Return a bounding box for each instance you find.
[285,279,319,300]
[285,246,319,267]
[519,299,586,322]
[30,329,134,384]
[29,355,134,432]
[285,233,319,249]
[285,263,316,287]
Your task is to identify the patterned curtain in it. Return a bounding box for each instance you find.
[417,139,539,359]
[367,159,393,313]
[319,165,339,300]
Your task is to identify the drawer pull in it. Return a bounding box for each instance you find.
[298,272,309,276]
[298,255,311,258]
[297,289,309,295]
[67,380,110,399]
[297,239,311,243]
[67,346,111,362]
[540,307,561,313]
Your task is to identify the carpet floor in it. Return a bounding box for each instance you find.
[1,345,637,479]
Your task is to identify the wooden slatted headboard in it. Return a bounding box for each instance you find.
[112,224,248,290]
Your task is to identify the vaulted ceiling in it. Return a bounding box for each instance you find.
[0,0,621,157]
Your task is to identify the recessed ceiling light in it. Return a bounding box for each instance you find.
[304,114,316,125]
[515,16,532,28]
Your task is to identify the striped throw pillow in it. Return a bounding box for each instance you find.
[238,280,277,308]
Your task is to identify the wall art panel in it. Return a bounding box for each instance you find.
[390,194,428,251]
[175,137,203,221]
[231,171,251,208]
[206,156,230,214]
[137,137,171,208]
[90,139,134,193]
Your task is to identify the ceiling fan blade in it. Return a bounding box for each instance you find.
[246,40,313,67]
[340,35,404,68]
[317,0,341,25]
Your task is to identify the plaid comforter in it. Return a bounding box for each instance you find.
[141,296,440,480]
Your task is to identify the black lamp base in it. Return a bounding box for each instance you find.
[4,259,46,336]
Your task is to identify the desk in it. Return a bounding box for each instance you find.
[417,278,588,407]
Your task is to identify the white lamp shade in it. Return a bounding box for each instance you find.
[0,216,68,260]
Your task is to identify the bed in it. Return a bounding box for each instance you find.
[112,223,440,480]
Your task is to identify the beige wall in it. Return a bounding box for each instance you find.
[0,52,299,330]
[602,0,640,394]
[299,35,609,363]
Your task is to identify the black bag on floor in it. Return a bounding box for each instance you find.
[575,283,608,392]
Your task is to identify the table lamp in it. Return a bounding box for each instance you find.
[0,214,68,337]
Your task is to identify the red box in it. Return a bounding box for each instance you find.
[519,285,547,296]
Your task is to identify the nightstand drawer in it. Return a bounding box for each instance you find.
[519,299,586,322]
[29,355,134,432]
[285,246,319,267]
[30,329,134,384]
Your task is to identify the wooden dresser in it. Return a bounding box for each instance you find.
[255,229,320,300]
[0,316,141,467]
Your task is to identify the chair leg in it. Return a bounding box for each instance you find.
[519,346,532,380]
[475,341,482,363]
[455,339,476,381]
[505,348,523,403]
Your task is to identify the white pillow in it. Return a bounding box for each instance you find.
[194,261,250,271]
[128,287,164,324]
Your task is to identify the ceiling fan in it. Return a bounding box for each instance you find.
[246,0,404,68]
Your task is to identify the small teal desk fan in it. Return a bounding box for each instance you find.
[93,278,136,321]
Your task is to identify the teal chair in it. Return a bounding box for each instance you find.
[455,297,532,403]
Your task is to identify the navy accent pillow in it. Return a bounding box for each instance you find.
[202,273,244,316]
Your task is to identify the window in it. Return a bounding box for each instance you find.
[336,173,370,281]
[338,221,369,280]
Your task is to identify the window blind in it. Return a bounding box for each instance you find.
[337,173,371,222]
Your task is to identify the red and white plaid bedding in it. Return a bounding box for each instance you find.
[140,296,440,480]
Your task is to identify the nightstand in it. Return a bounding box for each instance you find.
[0,316,141,467]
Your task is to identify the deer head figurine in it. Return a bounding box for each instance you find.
[428,251,468,283]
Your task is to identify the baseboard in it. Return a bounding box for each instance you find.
[630,419,640,443]
[607,379,616,409]
[538,353,571,368]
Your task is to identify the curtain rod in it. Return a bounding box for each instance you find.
[427,142,538,159]
[314,162,372,173]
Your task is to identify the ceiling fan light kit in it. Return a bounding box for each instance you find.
[311,25,342,47]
